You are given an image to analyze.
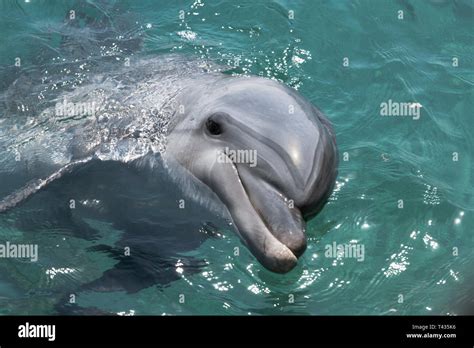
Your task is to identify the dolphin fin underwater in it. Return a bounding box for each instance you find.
[0,157,93,213]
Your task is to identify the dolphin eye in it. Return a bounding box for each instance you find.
[205,118,222,136]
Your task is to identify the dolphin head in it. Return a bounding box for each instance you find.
[166,75,338,273]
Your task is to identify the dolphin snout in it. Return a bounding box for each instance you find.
[278,231,307,258]
[237,168,308,270]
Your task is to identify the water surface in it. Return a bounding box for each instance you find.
[0,0,473,315]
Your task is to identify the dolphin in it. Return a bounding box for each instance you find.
[0,55,338,274]
[165,75,338,272]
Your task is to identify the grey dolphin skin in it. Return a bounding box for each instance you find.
[166,76,338,272]
[0,56,338,274]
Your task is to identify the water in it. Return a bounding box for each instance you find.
[0,0,473,315]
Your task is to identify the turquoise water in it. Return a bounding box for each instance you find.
[0,0,473,315]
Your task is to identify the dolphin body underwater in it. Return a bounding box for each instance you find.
[0,9,338,305]
[0,56,338,273]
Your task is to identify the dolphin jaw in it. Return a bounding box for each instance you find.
[225,156,304,273]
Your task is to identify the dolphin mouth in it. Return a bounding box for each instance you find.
[229,161,307,273]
